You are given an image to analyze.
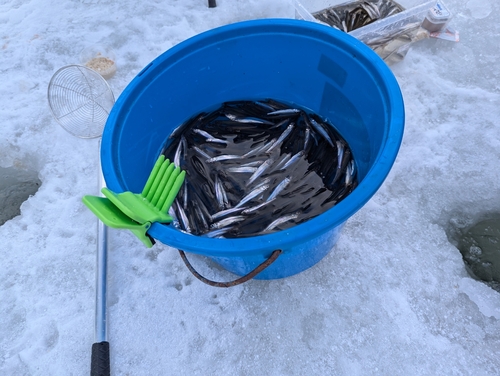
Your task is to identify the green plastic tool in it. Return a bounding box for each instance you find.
[83,155,186,248]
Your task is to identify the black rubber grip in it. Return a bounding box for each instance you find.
[91,341,110,376]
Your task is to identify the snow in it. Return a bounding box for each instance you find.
[1,0,500,375]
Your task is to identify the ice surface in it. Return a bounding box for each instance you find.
[465,0,493,19]
[1,0,499,375]
[459,278,500,319]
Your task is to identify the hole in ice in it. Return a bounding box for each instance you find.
[0,166,41,225]
[448,214,500,293]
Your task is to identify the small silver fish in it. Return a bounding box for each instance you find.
[206,138,228,144]
[246,158,274,186]
[241,160,264,167]
[224,113,242,121]
[235,184,269,208]
[283,151,303,169]
[350,10,358,30]
[193,128,215,139]
[308,117,334,147]
[251,177,271,191]
[267,108,300,116]
[336,140,345,171]
[241,199,274,214]
[193,145,211,160]
[266,123,294,154]
[174,136,187,167]
[225,113,273,125]
[168,206,177,220]
[176,201,191,232]
[263,213,299,232]
[211,206,247,221]
[274,153,292,170]
[345,160,355,186]
[304,127,311,150]
[363,1,380,20]
[168,207,181,230]
[193,129,227,144]
[227,166,258,173]
[207,154,242,163]
[210,215,246,229]
[242,139,275,158]
[214,175,229,209]
[182,182,188,209]
[253,101,275,112]
[386,4,402,17]
[269,118,291,130]
[220,184,229,209]
[169,122,185,139]
[204,227,232,238]
[267,176,291,201]
[330,140,345,185]
[194,204,209,231]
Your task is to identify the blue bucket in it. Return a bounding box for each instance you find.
[101,19,404,280]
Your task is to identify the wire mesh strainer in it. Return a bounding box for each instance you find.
[47,65,115,139]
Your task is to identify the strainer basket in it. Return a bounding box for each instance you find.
[47,65,115,139]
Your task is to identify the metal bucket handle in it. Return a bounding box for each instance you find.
[178,249,282,287]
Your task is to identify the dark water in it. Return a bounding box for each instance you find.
[457,218,500,293]
[161,99,358,238]
[0,166,42,226]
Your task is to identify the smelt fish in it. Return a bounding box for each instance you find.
[235,184,269,208]
[204,226,233,238]
[211,215,245,230]
[193,128,227,144]
[267,176,291,201]
[207,154,242,163]
[303,127,311,150]
[226,166,258,174]
[282,151,303,169]
[225,113,273,125]
[263,213,299,232]
[211,206,247,220]
[241,199,274,214]
[193,145,211,160]
[274,153,292,170]
[246,158,274,186]
[174,136,187,167]
[176,201,191,232]
[308,117,334,147]
[267,108,301,116]
[266,123,294,154]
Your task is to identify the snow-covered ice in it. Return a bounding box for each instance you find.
[1,0,499,375]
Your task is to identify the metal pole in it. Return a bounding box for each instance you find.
[91,141,110,376]
[95,168,108,343]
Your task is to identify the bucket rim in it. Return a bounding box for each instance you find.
[102,18,405,257]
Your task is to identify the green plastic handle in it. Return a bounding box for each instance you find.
[81,155,186,248]
[82,195,153,248]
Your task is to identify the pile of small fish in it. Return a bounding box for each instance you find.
[162,99,358,238]
[362,20,425,64]
[313,0,428,65]
[313,0,404,33]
